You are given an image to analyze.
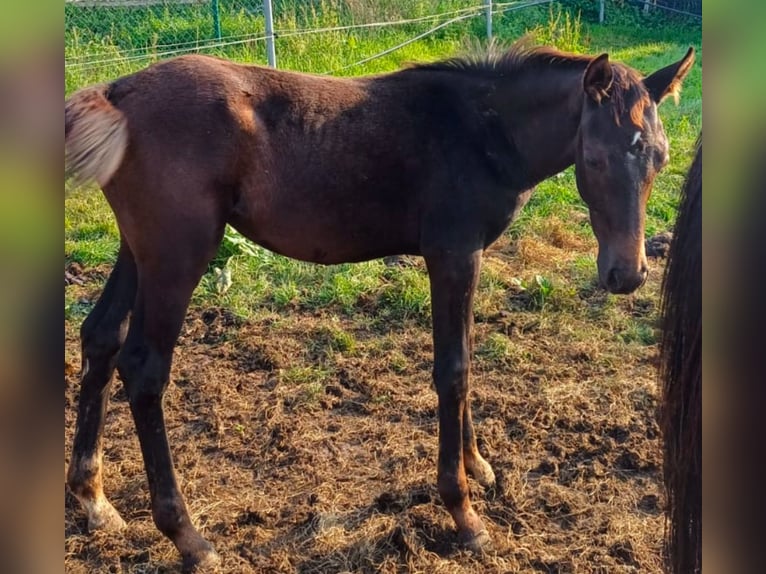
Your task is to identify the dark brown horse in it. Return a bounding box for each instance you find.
[65,41,694,570]
[660,135,701,573]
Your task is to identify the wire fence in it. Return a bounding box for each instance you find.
[65,1,513,71]
[65,2,489,71]
[65,0,701,88]
[626,0,701,19]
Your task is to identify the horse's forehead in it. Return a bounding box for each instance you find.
[633,100,664,140]
[627,93,649,128]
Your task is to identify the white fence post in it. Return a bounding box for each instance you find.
[485,0,492,41]
[599,0,605,23]
[264,0,277,68]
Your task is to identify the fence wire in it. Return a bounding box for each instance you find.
[65,1,570,78]
[65,0,699,87]
[625,0,701,19]
[66,1,489,71]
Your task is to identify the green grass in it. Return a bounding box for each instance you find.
[65,1,701,327]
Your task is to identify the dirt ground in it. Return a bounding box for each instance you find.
[65,244,668,573]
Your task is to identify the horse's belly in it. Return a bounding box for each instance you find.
[229,207,419,264]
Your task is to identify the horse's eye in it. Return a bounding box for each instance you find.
[585,156,605,170]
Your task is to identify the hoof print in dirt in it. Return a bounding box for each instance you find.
[375,489,432,514]
[637,493,661,515]
[609,540,639,567]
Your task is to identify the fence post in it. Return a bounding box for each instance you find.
[264,0,277,68]
[485,0,492,41]
[211,0,221,40]
[599,0,605,23]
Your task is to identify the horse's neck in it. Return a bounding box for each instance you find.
[492,67,584,184]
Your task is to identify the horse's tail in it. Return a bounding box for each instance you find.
[660,134,702,574]
[65,84,128,188]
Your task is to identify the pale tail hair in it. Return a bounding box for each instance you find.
[65,84,128,188]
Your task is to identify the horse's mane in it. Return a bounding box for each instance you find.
[405,39,651,128]
[405,39,593,76]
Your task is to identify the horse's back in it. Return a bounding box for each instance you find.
[94,56,423,260]
[94,55,511,263]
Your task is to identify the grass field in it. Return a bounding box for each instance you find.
[65,1,701,572]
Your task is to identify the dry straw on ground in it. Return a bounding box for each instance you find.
[66,226,668,573]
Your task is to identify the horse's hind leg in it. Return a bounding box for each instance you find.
[68,242,136,531]
[462,400,496,488]
[117,237,222,571]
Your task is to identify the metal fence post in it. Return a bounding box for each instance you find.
[264,0,277,68]
[485,0,492,40]
[599,0,605,23]
[212,0,221,40]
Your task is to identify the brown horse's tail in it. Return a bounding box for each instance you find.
[65,84,128,188]
[660,134,702,574]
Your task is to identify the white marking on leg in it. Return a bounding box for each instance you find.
[69,453,126,531]
[75,492,126,531]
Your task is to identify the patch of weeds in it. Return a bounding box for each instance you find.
[67,221,117,242]
[479,262,513,290]
[65,238,120,267]
[273,281,301,307]
[583,290,617,321]
[372,392,392,405]
[531,3,588,53]
[310,324,357,360]
[476,268,513,320]
[65,296,94,320]
[511,275,556,312]
[280,365,330,386]
[618,320,656,346]
[311,263,384,313]
[203,227,268,298]
[378,266,431,322]
[570,254,597,282]
[476,333,514,366]
[302,381,326,405]
[388,350,409,374]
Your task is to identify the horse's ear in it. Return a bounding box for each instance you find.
[583,53,613,104]
[643,47,695,105]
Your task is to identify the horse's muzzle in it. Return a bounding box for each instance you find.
[603,264,648,294]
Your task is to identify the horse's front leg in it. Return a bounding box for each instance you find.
[425,248,490,551]
[463,399,496,488]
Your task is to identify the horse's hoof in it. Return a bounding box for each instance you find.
[466,455,496,489]
[182,548,221,573]
[459,528,492,553]
[473,461,497,489]
[86,499,126,532]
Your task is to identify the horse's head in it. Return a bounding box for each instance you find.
[575,48,695,294]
